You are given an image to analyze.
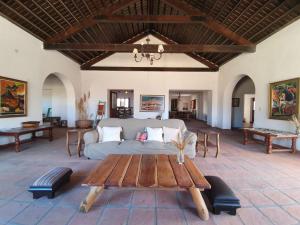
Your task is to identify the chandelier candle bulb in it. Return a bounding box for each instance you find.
[158,44,164,53]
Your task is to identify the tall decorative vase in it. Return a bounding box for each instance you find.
[177,150,185,164]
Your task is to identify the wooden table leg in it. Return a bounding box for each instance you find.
[80,186,103,213]
[203,133,208,158]
[49,128,53,141]
[216,134,220,158]
[291,137,297,154]
[77,131,82,157]
[15,135,20,152]
[188,187,209,221]
[66,131,71,157]
[32,132,36,140]
[266,136,272,154]
[243,130,248,145]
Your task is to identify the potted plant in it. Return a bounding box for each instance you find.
[76,91,93,128]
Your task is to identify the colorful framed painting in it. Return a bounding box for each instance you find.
[140,95,165,112]
[0,76,27,118]
[269,77,299,120]
[232,98,240,107]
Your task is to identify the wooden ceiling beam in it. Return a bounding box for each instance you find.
[80,30,150,69]
[44,43,255,53]
[150,31,219,70]
[94,15,205,23]
[82,67,218,72]
[163,0,254,45]
[46,0,138,43]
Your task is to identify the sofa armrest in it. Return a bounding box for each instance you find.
[184,130,197,145]
[83,130,98,145]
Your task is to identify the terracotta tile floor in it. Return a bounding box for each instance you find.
[1,121,300,225]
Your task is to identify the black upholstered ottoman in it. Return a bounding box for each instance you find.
[28,167,73,199]
[204,176,241,215]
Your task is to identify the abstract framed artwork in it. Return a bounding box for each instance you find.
[269,77,299,120]
[232,98,240,107]
[0,76,27,118]
[140,95,165,112]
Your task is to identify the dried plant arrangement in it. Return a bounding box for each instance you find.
[291,114,300,135]
[171,132,194,164]
[76,91,93,128]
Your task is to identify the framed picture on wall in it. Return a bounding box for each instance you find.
[232,98,240,107]
[0,76,27,118]
[269,77,299,120]
[140,95,165,112]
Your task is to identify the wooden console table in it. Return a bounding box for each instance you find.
[0,125,53,152]
[197,130,220,158]
[80,154,211,220]
[66,128,93,157]
[243,128,297,154]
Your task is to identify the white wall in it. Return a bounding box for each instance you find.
[81,72,219,124]
[42,74,68,120]
[0,17,81,145]
[218,19,300,147]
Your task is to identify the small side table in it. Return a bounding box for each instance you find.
[66,128,93,157]
[197,130,220,158]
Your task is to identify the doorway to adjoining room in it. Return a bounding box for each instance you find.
[231,76,255,129]
[169,90,212,126]
[42,74,68,127]
[109,90,134,118]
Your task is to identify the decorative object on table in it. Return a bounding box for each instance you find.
[22,121,40,128]
[76,91,93,128]
[28,167,72,199]
[60,120,68,127]
[0,76,27,118]
[204,176,241,215]
[269,77,299,120]
[172,132,194,164]
[232,98,240,107]
[132,36,164,65]
[291,114,300,135]
[140,95,165,112]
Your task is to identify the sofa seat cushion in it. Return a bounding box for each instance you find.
[118,140,144,151]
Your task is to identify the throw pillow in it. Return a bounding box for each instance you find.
[163,127,180,143]
[97,126,103,143]
[146,127,163,142]
[135,132,141,141]
[102,127,122,142]
[135,132,147,142]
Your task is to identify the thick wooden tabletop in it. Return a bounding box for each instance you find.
[82,154,211,190]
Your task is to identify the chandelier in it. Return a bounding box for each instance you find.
[132,36,164,65]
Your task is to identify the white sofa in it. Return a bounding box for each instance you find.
[83,118,197,160]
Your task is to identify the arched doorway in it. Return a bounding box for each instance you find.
[42,73,76,127]
[231,76,255,129]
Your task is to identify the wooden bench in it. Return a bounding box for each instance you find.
[28,167,72,199]
[243,128,297,154]
[0,125,53,152]
[204,176,240,215]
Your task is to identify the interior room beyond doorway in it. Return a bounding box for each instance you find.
[109,89,134,119]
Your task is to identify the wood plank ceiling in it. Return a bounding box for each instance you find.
[0,0,299,71]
